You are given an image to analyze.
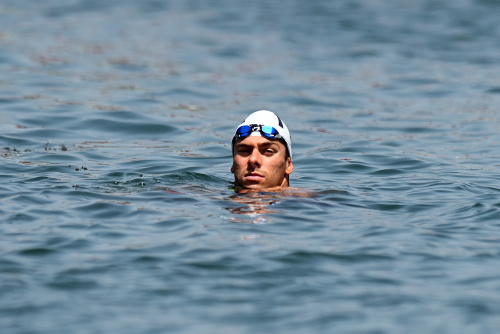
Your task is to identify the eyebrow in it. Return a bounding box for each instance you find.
[235,141,280,150]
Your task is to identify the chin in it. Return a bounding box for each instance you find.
[237,182,284,192]
[241,183,264,189]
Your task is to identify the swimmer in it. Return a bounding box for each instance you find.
[231,110,293,192]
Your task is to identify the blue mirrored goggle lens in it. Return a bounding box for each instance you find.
[261,125,279,138]
[236,125,252,137]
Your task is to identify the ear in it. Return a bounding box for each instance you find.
[285,157,293,175]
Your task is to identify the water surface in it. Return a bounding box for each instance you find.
[2,0,500,333]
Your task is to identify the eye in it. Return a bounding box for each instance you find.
[264,148,276,155]
[236,147,251,155]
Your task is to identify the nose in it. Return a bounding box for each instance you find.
[248,148,262,167]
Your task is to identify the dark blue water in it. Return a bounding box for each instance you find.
[2,0,500,333]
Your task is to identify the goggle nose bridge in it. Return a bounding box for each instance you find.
[251,125,261,132]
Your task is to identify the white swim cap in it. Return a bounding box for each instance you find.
[233,110,292,158]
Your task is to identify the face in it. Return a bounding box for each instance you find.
[231,135,293,190]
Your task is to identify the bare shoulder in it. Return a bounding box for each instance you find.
[234,186,315,197]
[282,187,317,198]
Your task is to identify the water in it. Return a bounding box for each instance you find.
[2,0,500,332]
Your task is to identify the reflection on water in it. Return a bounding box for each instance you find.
[225,188,320,223]
[226,192,284,223]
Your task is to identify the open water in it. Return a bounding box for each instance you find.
[2,0,500,333]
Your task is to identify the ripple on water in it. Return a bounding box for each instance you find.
[73,201,135,220]
[13,128,80,141]
[0,135,42,148]
[76,118,178,138]
[18,248,57,257]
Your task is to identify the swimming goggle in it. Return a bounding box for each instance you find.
[234,124,282,140]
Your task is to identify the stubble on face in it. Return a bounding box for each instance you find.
[231,136,293,191]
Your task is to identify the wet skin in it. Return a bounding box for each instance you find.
[231,135,293,191]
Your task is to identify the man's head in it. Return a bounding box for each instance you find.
[231,110,293,190]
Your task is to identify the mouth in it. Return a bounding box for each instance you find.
[244,172,264,181]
